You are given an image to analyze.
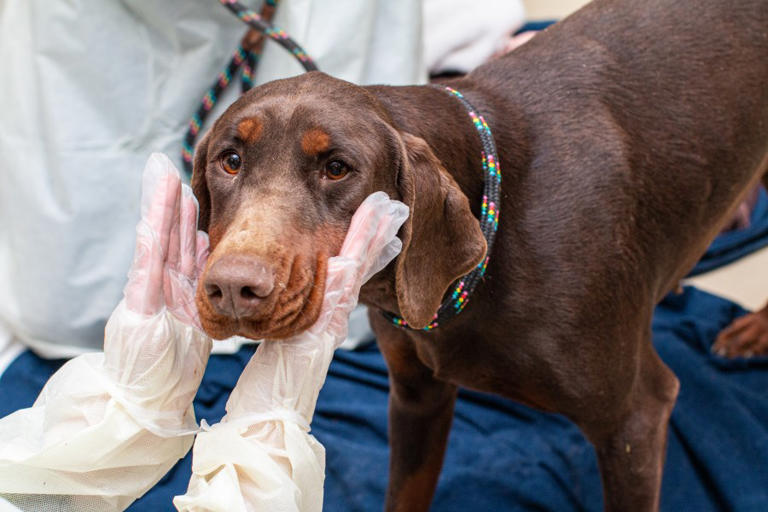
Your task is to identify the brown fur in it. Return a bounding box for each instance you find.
[192,0,768,509]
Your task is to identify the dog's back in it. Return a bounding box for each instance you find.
[472,0,768,299]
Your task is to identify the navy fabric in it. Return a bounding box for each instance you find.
[516,20,558,34]
[688,187,768,276]
[1,287,767,511]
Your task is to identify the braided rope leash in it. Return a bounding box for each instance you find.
[182,0,318,175]
[181,45,252,172]
[384,85,502,331]
[219,0,318,70]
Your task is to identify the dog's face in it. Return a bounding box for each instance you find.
[193,72,486,340]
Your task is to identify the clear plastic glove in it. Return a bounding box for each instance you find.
[0,153,212,512]
[174,192,409,512]
[123,152,210,327]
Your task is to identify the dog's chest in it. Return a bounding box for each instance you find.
[405,322,547,405]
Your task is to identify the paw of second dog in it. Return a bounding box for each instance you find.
[713,306,768,358]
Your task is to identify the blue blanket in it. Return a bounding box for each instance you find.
[689,187,768,276]
[1,287,767,511]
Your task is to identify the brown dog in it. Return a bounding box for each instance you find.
[191,0,768,509]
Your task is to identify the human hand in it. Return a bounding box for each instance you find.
[308,191,409,340]
[123,153,209,329]
[103,153,212,431]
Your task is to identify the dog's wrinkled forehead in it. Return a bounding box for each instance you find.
[214,71,387,150]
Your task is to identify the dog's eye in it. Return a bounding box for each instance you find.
[324,160,350,181]
[221,151,242,175]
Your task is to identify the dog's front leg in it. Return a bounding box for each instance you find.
[385,368,456,512]
[574,333,680,512]
[372,315,457,512]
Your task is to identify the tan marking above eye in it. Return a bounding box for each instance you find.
[237,117,263,143]
[301,128,331,155]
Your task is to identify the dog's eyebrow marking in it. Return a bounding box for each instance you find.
[237,117,263,143]
[301,128,331,155]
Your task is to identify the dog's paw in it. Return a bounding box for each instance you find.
[712,306,768,358]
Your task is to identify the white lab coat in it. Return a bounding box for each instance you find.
[0,0,425,359]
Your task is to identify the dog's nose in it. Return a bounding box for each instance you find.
[203,254,275,318]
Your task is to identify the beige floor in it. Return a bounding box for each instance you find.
[687,247,768,311]
[523,0,591,19]
[520,0,768,312]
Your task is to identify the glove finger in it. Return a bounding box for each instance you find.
[309,256,358,335]
[141,153,182,230]
[179,185,199,278]
[140,153,174,218]
[163,196,186,312]
[361,198,408,274]
[340,193,408,281]
[362,236,403,283]
[144,167,181,275]
[125,155,181,314]
[165,188,183,274]
[161,190,182,310]
[124,226,162,314]
[196,231,210,277]
[166,190,207,328]
[339,192,391,264]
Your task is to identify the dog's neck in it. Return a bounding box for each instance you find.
[368,81,492,199]
[359,81,526,322]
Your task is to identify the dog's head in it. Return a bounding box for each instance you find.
[193,71,485,340]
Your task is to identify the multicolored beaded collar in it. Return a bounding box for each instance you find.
[383,85,502,332]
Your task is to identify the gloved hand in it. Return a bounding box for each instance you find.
[123,152,210,326]
[0,153,212,512]
[307,192,408,340]
[103,152,212,433]
[174,192,409,512]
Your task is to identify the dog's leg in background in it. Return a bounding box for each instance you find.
[372,315,457,512]
[714,301,768,358]
[577,329,680,512]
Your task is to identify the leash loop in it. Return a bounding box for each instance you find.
[218,0,318,72]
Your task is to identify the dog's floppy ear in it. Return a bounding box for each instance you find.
[394,132,487,329]
[191,130,211,232]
